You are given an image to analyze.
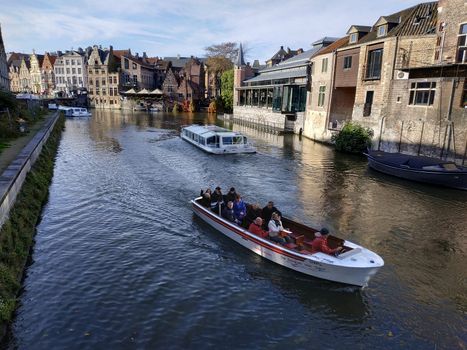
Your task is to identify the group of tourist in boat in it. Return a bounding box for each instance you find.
[199,186,343,255]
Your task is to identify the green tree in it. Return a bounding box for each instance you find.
[331,122,374,154]
[221,69,234,113]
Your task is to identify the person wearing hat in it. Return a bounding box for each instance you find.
[310,228,343,255]
[211,186,224,213]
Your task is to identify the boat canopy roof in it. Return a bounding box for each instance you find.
[183,125,246,138]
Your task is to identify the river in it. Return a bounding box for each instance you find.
[7,110,467,349]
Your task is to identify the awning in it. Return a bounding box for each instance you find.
[123,88,136,94]
[150,89,164,95]
[138,88,150,94]
[244,66,308,84]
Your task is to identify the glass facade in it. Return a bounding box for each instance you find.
[238,85,306,112]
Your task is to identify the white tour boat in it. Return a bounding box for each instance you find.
[181,125,256,154]
[64,107,92,117]
[191,197,384,287]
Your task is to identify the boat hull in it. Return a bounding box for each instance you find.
[181,134,256,154]
[192,200,382,287]
[366,153,467,190]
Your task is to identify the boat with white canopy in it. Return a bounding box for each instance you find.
[181,125,256,154]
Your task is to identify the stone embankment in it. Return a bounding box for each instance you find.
[0,112,64,341]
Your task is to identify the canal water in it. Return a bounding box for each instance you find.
[8,111,467,349]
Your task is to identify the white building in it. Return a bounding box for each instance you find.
[54,50,88,96]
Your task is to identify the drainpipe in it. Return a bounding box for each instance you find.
[325,51,337,133]
[444,79,456,159]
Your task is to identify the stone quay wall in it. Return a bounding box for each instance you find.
[0,111,60,229]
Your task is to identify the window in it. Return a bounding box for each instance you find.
[132,63,137,69]
[110,88,113,96]
[79,77,83,85]
[363,91,374,116]
[321,58,328,73]
[66,60,70,65]
[457,24,467,63]
[72,68,76,74]
[222,137,233,145]
[89,78,93,85]
[71,60,75,65]
[113,76,117,84]
[78,68,81,74]
[318,86,326,107]
[349,33,358,44]
[102,78,106,86]
[96,80,99,87]
[377,25,387,37]
[133,75,137,83]
[365,48,383,80]
[409,82,436,106]
[124,59,129,69]
[343,56,352,69]
[66,68,70,74]
[96,88,100,95]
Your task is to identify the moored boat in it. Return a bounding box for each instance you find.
[181,124,256,154]
[364,150,467,190]
[191,197,383,287]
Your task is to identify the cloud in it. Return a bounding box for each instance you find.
[0,0,425,61]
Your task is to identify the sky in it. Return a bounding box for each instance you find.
[1,0,427,63]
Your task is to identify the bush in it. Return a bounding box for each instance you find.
[331,122,374,154]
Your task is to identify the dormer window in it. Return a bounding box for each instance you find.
[377,25,387,37]
[349,33,358,44]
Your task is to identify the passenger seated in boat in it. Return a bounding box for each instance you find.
[211,186,224,212]
[244,203,262,228]
[268,212,292,244]
[225,187,237,203]
[199,188,212,208]
[311,228,343,255]
[222,201,237,223]
[233,194,247,223]
[248,217,268,238]
[262,201,282,230]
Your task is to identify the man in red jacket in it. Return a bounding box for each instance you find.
[248,217,268,238]
[311,228,343,255]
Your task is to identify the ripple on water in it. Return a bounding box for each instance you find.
[8,113,467,350]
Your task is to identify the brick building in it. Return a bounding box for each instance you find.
[114,50,156,91]
[87,46,122,109]
[304,37,348,139]
[41,52,56,96]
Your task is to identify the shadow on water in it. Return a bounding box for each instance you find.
[191,214,369,324]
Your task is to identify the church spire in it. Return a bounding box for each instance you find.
[235,42,245,67]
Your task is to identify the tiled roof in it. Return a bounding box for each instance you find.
[355,2,437,46]
[392,2,437,36]
[113,49,131,59]
[313,36,349,57]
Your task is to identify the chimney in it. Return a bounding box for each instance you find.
[280,45,283,50]
[143,52,148,59]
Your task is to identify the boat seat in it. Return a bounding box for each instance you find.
[284,243,298,250]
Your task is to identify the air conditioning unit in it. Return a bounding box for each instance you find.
[395,70,409,80]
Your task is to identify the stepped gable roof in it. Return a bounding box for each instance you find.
[313,36,349,57]
[357,2,437,45]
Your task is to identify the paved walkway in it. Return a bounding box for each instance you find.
[0,113,56,175]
